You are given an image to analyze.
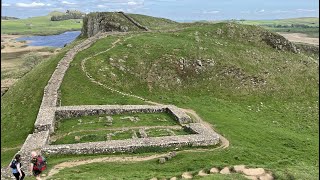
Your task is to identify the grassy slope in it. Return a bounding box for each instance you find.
[1,14,82,35]
[54,23,318,179]
[60,34,146,105]
[0,38,85,166]
[128,13,182,30]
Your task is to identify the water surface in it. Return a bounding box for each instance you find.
[16,31,81,48]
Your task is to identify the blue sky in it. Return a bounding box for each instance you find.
[1,0,319,21]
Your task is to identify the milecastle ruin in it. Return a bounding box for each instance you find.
[1,13,221,179]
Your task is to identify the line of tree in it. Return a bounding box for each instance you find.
[51,10,85,21]
[1,16,19,20]
[263,24,318,28]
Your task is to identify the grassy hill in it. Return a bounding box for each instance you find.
[1,12,82,35]
[1,18,318,180]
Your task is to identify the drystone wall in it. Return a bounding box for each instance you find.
[55,105,192,124]
[118,11,149,31]
[262,31,300,53]
[42,134,219,155]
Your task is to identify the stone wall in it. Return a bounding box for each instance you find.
[262,31,299,53]
[55,105,192,125]
[42,134,219,155]
[118,11,149,31]
[295,43,319,54]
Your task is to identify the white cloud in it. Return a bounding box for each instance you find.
[258,9,265,13]
[128,1,137,5]
[97,4,107,8]
[62,1,77,5]
[296,9,318,12]
[2,3,11,7]
[203,10,220,14]
[16,2,47,7]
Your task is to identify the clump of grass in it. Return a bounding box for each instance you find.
[21,53,44,70]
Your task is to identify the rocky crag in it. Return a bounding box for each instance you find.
[81,12,149,37]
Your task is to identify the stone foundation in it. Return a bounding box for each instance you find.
[42,134,219,155]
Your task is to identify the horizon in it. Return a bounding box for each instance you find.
[1,0,319,21]
[1,10,319,22]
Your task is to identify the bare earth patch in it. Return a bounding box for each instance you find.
[277,32,319,46]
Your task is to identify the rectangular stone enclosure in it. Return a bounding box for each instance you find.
[35,105,220,155]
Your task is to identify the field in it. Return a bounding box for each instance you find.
[1,16,319,180]
[236,17,319,38]
[1,14,82,35]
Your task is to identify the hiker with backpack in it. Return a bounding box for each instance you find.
[30,151,47,180]
[8,154,25,180]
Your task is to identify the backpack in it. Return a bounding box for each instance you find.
[33,155,47,171]
[10,160,17,169]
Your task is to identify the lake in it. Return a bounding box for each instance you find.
[15,31,81,48]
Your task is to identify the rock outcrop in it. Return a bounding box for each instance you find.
[81,12,148,37]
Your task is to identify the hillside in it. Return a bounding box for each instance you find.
[1,12,82,35]
[81,12,181,37]
[1,17,318,180]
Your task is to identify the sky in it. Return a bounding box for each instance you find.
[1,0,319,21]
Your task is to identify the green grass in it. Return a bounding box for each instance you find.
[51,129,135,144]
[1,14,82,35]
[51,112,180,144]
[128,13,183,30]
[54,113,178,133]
[60,34,147,105]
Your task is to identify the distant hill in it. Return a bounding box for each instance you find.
[1,13,82,35]
[1,16,19,20]
[195,17,319,38]
[50,10,85,21]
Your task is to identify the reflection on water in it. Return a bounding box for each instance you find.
[16,31,81,48]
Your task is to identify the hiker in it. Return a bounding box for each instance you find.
[8,154,25,180]
[30,151,47,180]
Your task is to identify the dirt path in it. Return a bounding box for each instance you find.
[46,153,167,178]
[277,32,319,46]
